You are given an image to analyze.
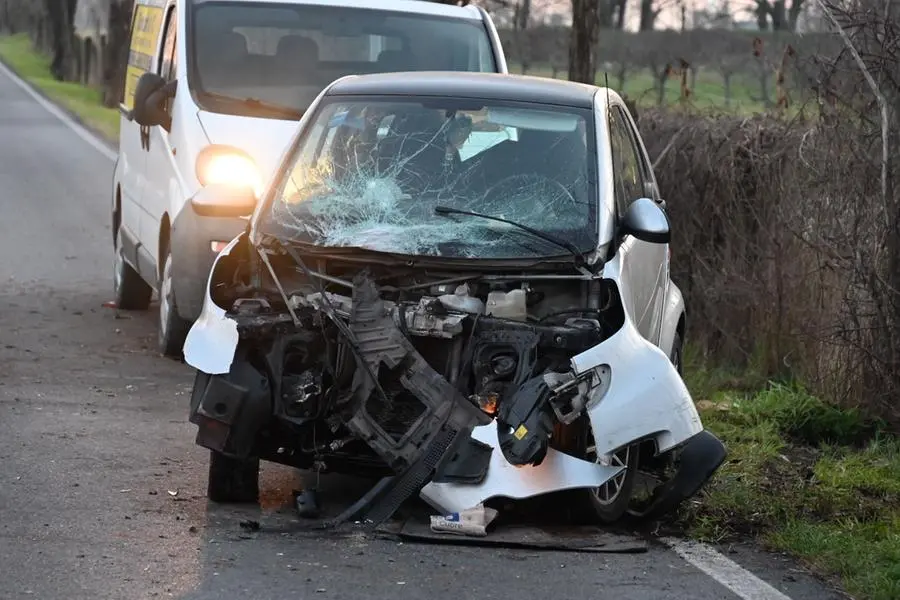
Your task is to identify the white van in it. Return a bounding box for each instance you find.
[111,0,508,357]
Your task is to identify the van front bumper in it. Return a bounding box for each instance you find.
[170,206,247,322]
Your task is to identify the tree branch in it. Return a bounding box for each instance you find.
[816,0,890,228]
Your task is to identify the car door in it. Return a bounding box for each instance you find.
[608,104,666,344]
[139,1,178,278]
[620,106,669,344]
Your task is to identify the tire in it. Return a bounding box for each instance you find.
[114,227,152,311]
[208,450,260,504]
[624,329,688,521]
[566,418,640,524]
[671,330,684,376]
[158,246,192,358]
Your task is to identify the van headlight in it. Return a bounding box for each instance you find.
[196,145,262,194]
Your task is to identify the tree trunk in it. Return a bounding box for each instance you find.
[103,0,134,107]
[756,0,770,30]
[787,0,804,31]
[568,0,602,84]
[613,0,626,30]
[770,0,787,30]
[45,0,78,81]
[723,72,732,107]
[514,0,532,31]
[639,0,656,31]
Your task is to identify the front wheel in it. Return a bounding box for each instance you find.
[158,247,191,358]
[559,418,639,524]
[114,228,152,311]
[207,451,260,504]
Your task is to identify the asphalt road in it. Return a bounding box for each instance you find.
[0,63,847,600]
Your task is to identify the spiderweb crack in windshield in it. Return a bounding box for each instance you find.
[269,104,592,259]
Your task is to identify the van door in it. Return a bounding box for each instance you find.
[118,0,166,264]
[139,1,179,278]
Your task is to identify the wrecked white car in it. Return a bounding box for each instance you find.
[180,72,726,526]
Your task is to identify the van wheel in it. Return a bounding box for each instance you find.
[208,451,260,504]
[158,247,191,358]
[114,228,152,310]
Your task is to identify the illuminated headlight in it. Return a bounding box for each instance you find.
[195,145,262,194]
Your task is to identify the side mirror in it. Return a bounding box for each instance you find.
[190,184,258,218]
[620,197,670,244]
[132,72,175,129]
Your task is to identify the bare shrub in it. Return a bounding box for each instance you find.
[639,104,896,426]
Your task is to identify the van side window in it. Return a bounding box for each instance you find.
[158,7,177,113]
[121,9,141,105]
[159,8,177,80]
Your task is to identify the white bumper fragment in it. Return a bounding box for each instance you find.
[420,316,703,514]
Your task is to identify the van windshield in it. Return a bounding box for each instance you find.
[187,2,497,119]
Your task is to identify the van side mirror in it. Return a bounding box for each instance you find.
[190,184,258,218]
[620,197,670,244]
[133,72,175,129]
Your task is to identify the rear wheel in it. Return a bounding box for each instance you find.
[113,227,152,310]
[208,451,260,504]
[671,331,684,376]
[158,247,191,358]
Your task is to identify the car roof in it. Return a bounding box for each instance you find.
[326,72,599,108]
[187,0,485,20]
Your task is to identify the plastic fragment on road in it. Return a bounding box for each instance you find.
[294,488,321,519]
[429,503,498,537]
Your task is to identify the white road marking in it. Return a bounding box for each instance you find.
[0,59,117,162]
[3,48,800,600]
[663,538,794,600]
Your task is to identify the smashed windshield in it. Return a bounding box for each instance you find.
[188,2,496,118]
[262,97,597,260]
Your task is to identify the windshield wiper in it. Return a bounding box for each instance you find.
[433,205,586,267]
[200,91,303,119]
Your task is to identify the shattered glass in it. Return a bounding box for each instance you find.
[261,98,598,259]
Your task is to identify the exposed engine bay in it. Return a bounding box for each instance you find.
[186,235,726,525]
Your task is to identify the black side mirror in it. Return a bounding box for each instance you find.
[190,184,258,218]
[133,72,176,130]
[620,197,670,244]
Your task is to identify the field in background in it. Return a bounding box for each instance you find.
[509,63,768,114]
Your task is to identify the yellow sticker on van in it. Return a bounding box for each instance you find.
[123,1,166,110]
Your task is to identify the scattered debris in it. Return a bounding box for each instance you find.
[378,518,648,553]
[239,520,260,532]
[430,504,498,537]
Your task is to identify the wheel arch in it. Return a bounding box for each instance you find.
[158,212,172,280]
[113,185,122,246]
[658,281,686,361]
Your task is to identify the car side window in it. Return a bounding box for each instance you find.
[616,106,655,198]
[608,107,645,219]
[158,7,177,113]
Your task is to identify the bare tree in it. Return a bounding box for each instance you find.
[755,0,807,31]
